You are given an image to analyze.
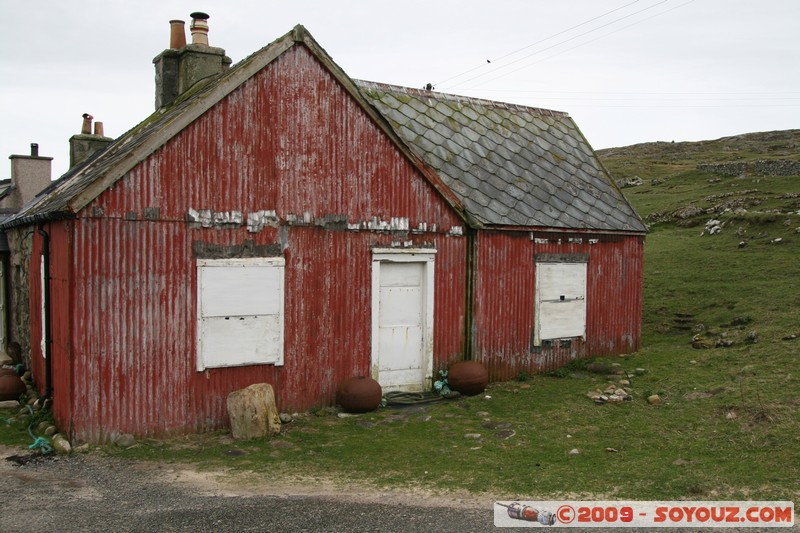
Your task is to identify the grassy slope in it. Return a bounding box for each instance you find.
[2,130,798,502]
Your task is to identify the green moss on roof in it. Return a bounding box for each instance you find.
[356,80,646,233]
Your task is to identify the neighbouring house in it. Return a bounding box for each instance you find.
[0,15,646,443]
[0,143,53,364]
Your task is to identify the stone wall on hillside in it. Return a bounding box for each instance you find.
[697,160,800,177]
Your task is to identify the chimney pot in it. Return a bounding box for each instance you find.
[81,113,94,135]
[189,12,210,46]
[94,122,105,137]
[169,20,187,49]
[31,143,39,157]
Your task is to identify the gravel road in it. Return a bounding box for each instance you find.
[2,447,795,532]
[0,447,493,532]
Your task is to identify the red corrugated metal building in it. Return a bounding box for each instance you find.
[2,20,646,443]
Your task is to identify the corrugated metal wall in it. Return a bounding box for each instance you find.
[471,231,537,380]
[48,222,74,433]
[28,222,73,432]
[28,233,44,396]
[473,230,643,381]
[48,44,467,442]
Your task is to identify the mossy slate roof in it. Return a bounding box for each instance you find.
[357,81,645,232]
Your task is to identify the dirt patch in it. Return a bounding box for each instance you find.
[0,445,102,501]
[149,463,491,509]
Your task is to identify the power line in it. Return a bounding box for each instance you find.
[433,0,642,88]
[472,90,800,96]
[441,0,671,91]
[495,97,800,102]
[537,103,800,109]
[459,0,695,91]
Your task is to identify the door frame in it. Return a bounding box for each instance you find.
[370,248,436,391]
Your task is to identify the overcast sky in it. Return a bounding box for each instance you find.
[1,0,798,178]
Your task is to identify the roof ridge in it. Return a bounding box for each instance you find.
[354,79,569,118]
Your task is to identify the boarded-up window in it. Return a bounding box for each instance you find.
[196,257,285,370]
[535,262,587,344]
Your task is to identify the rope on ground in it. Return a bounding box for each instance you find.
[382,390,446,406]
[28,436,53,455]
[25,404,53,455]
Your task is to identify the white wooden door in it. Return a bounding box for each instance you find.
[376,262,426,391]
[371,249,435,392]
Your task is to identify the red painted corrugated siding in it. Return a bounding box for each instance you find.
[586,235,643,356]
[26,223,73,435]
[473,231,643,381]
[472,231,537,381]
[28,233,44,394]
[535,233,644,357]
[70,217,195,442]
[67,219,465,441]
[64,43,467,442]
[432,237,468,368]
[47,222,74,435]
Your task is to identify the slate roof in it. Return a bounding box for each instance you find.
[1,25,645,234]
[357,81,645,232]
[0,179,12,202]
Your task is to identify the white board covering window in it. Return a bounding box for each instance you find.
[196,257,285,370]
[535,262,587,345]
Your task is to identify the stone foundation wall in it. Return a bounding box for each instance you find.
[6,227,33,370]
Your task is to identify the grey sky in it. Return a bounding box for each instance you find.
[2,0,798,178]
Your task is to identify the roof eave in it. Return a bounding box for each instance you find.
[0,210,76,230]
[484,223,647,236]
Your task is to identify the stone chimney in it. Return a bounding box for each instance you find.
[69,113,113,168]
[153,12,232,109]
[1,143,53,210]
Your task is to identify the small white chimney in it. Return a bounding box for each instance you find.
[189,12,210,46]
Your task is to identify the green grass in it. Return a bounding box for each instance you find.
[0,398,55,449]
[2,132,799,502]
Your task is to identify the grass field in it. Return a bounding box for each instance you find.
[2,131,798,502]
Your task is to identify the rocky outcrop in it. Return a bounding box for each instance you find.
[697,160,800,177]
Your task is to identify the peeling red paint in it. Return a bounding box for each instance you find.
[29,45,468,442]
[473,230,643,382]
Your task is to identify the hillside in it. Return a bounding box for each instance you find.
[597,129,800,227]
[597,130,800,501]
[598,129,800,166]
